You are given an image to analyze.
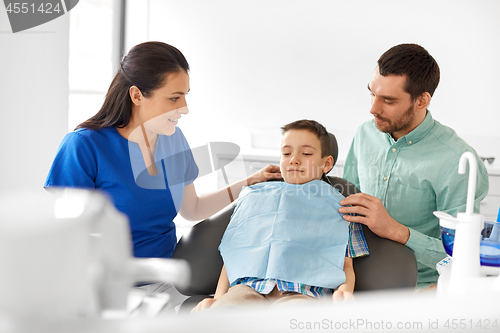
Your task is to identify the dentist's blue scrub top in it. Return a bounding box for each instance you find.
[44,126,199,258]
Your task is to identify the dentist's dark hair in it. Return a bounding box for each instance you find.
[377,43,440,101]
[76,41,189,130]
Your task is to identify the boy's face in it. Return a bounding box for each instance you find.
[280,129,333,184]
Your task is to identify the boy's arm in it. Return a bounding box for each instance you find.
[332,257,355,302]
[192,264,230,311]
[214,264,230,298]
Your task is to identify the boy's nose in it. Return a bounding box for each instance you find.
[289,155,300,164]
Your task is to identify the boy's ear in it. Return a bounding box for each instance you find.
[323,155,334,174]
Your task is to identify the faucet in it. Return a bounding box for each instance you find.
[433,152,484,294]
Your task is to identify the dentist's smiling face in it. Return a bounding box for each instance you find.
[136,70,190,136]
[280,129,331,184]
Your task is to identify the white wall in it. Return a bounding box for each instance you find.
[1,1,498,196]
[126,0,500,160]
[0,9,69,195]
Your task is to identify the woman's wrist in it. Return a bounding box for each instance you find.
[246,173,260,186]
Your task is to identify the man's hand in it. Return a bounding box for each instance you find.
[191,297,217,312]
[246,164,282,186]
[339,193,410,244]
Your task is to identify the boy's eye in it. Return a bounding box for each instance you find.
[282,152,291,156]
[171,97,180,102]
[303,152,313,156]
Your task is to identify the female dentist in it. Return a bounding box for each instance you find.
[44,41,281,259]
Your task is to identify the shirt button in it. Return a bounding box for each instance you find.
[409,141,413,145]
[383,176,388,181]
[392,148,397,152]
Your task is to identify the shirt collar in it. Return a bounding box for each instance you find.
[386,110,434,146]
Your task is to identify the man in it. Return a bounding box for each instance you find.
[340,43,489,291]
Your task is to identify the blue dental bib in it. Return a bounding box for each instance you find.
[219,179,349,289]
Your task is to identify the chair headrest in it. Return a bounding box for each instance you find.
[326,132,339,174]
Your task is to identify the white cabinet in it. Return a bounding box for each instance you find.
[481,175,500,222]
[216,154,345,189]
[217,154,500,223]
[216,155,280,189]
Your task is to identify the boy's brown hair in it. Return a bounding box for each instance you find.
[281,119,332,158]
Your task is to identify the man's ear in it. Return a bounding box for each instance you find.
[415,92,431,112]
[323,155,334,174]
[129,86,144,106]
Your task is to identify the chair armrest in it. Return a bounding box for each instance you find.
[173,202,236,296]
[353,224,418,291]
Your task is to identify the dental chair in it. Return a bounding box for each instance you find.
[173,134,418,311]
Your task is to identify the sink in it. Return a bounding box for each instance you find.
[441,221,500,267]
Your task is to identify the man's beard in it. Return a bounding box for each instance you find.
[374,104,415,135]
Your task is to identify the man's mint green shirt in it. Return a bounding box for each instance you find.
[343,111,489,289]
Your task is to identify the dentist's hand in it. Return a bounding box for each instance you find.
[246,164,282,186]
[339,193,410,245]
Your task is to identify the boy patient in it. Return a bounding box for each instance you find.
[193,120,369,311]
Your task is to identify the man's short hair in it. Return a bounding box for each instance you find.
[378,43,440,101]
[281,119,331,158]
